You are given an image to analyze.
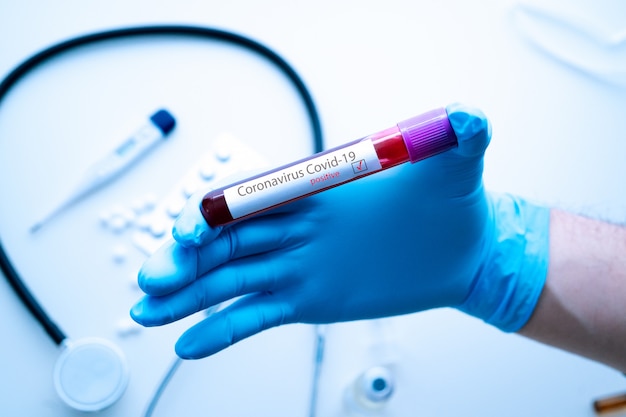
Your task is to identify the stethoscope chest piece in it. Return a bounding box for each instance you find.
[53,338,129,412]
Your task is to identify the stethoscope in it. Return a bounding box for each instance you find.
[0,24,323,413]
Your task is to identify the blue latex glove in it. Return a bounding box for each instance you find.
[131,103,550,359]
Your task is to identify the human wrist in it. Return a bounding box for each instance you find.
[518,210,626,371]
[457,193,551,332]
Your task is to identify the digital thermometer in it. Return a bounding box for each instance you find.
[30,109,176,233]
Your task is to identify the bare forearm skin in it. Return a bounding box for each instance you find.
[519,209,626,372]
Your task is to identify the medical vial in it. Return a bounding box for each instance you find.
[201,107,457,227]
[593,392,626,414]
[344,365,396,415]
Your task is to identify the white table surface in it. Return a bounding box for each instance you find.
[1,0,625,416]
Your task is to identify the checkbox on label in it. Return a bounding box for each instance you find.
[352,159,368,174]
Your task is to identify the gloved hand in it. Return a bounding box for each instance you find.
[130,103,550,359]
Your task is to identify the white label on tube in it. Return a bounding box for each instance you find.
[224,139,383,220]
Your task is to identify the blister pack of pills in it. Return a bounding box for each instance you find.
[99,133,269,256]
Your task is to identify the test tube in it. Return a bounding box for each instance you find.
[201,107,457,227]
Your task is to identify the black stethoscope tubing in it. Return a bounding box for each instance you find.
[0,24,324,346]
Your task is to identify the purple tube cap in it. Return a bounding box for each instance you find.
[397,108,457,163]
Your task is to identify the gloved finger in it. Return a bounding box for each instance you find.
[410,103,491,198]
[195,209,307,275]
[139,210,306,296]
[446,102,491,158]
[174,292,293,359]
[137,240,198,296]
[131,254,295,326]
[172,191,221,247]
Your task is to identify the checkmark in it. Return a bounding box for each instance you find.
[352,159,367,174]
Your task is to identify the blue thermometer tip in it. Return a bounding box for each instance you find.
[150,109,176,135]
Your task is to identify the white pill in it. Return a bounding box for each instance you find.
[199,163,216,181]
[214,138,232,161]
[135,214,152,231]
[116,317,142,337]
[182,180,200,198]
[121,207,136,225]
[166,196,186,218]
[108,215,128,233]
[141,193,158,211]
[111,244,128,263]
[99,210,113,227]
[149,220,167,237]
[130,198,147,214]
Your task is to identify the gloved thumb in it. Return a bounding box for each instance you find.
[446,102,491,158]
[408,103,491,198]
